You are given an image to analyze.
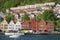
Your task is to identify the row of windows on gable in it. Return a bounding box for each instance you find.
[9,25,20,27]
[9,27,19,29]
[0,24,8,26]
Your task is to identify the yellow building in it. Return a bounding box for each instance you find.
[0,19,8,32]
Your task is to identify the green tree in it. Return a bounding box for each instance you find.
[22,13,30,21]
[4,0,20,9]
[0,0,60,12]
[42,10,55,21]
[56,20,60,28]
[5,13,14,23]
[35,13,42,22]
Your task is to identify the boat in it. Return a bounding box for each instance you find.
[5,30,24,38]
[9,35,19,38]
[5,32,24,38]
[5,33,15,36]
[9,32,24,38]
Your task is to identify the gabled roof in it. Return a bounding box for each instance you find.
[0,12,5,18]
[0,16,4,22]
[39,19,46,25]
[0,19,8,24]
[22,20,29,25]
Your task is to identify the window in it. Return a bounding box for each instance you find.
[0,24,3,27]
[0,24,3,26]
[4,27,7,29]
[4,25,7,27]
[39,30,42,32]
[0,27,3,29]
[16,25,20,27]
[40,25,44,28]
[4,25,8,29]
[9,27,14,29]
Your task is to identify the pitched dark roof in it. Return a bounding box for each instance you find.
[0,12,5,18]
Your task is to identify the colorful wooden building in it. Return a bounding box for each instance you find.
[30,19,54,32]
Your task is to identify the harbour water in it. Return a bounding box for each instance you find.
[0,35,60,40]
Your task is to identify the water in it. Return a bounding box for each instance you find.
[0,35,60,40]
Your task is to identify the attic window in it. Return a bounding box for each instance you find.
[40,25,44,28]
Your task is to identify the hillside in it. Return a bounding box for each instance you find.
[0,0,60,11]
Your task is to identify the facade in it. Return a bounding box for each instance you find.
[41,6,52,10]
[56,2,60,7]
[53,7,60,18]
[5,2,56,33]
[8,18,22,31]
[0,19,8,32]
[55,14,60,18]
[29,13,35,19]
[30,18,37,31]
[30,19,54,32]
[22,20,30,29]
[38,19,54,32]
[0,12,8,32]
[47,21,54,32]
[53,7,60,13]
[38,19,47,32]
[44,2,55,6]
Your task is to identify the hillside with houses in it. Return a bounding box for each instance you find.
[0,0,60,11]
[0,2,60,34]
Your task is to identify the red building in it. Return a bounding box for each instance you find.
[22,19,54,32]
[30,18,37,31]
[22,20,30,29]
[38,19,54,32]
[30,19,54,32]
[38,19,48,32]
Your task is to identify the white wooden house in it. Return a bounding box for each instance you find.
[56,4,60,7]
[8,18,22,31]
[41,6,52,10]
[44,2,55,6]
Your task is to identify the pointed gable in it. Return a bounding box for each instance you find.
[0,19,8,32]
[1,19,8,25]
[9,21,14,25]
[47,21,54,30]
[37,19,48,31]
[22,20,30,29]
[22,20,29,26]
[39,19,46,25]
[31,18,36,26]
[47,21,54,26]
[30,18,37,30]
